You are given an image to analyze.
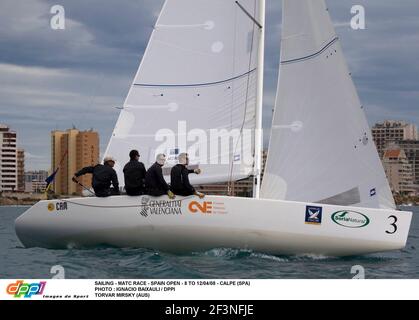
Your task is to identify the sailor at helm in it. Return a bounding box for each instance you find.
[73,156,120,197]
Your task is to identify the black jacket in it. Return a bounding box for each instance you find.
[145,162,170,193]
[123,160,146,190]
[75,164,119,191]
[170,164,195,195]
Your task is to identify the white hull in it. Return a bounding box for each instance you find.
[15,195,412,256]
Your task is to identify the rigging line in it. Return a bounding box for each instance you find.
[132,68,256,88]
[281,36,339,65]
[228,0,258,195]
[65,195,196,209]
[235,1,263,29]
[230,4,238,134]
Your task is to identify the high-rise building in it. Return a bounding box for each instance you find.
[0,124,18,192]
[372,121,418,157]
[25,170,49,193]
[17,148,25,192]
[51,128,99,195]
[382,147,415,195]
[397,140,419,190]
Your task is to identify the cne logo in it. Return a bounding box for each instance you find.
[188,201,213,214]
[6,280,46,298]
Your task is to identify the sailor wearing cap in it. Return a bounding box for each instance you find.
[73,155,120,197]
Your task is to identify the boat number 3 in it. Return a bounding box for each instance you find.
[386,215,398,234]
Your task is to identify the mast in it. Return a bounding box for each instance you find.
[253,0,265,199]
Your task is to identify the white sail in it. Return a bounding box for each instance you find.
[105,0,262,186]
[261,0,395,209]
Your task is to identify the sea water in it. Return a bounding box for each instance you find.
[0,206,417,279]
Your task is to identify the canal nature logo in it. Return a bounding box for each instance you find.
[6,280,46,298]
[331,210,370,228]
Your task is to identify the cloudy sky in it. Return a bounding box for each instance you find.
[0,0,418,170]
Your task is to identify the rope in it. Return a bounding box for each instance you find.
[64,195,196,209]
[228,0,258,195]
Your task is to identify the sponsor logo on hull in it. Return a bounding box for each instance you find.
[139,196,182,218]
[331,210,370,228]
[305,206,322,225]
[47,202,67,212]
[188,201,227,215]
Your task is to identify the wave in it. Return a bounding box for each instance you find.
[194,248,335,262]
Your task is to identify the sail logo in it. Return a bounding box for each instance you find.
[370,188,377,197]
[332,211,370,228]
[305,206,322,225]
[6,280,46,298]
[167,148,180,163]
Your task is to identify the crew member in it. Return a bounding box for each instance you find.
[170,153,205,198]
[73,156,119,197]
[145,154,175,199]
[123,149,146,196]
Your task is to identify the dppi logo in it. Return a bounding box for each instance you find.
[6,280,46,298]
[188,201,212,214]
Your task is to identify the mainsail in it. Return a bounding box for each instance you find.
[261,0,395,209]
[105,0,262,186]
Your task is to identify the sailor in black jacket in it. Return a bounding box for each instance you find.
[73,156,119,197]
[170,153,205,198]
[123,150,146,196]
[145,154,175,198]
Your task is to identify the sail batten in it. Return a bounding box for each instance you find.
[281,36,338,65]
[261,0,395,209]
[132,69,257,88]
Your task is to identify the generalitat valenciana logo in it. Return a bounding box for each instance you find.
[6,280,46,298]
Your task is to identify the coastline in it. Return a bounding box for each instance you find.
[0,197,40,206]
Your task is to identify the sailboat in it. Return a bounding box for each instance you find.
[15,0,412,256]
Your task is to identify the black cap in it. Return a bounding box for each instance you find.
[129,149,140,160]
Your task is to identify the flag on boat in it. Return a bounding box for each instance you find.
[45,150,68,194]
